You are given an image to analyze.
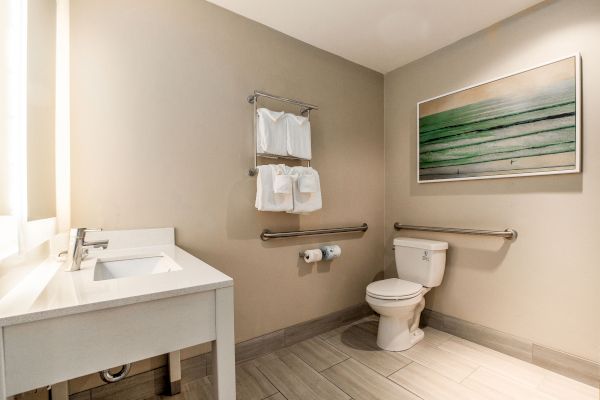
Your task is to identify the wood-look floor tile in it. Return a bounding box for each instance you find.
[182,377,212,400]
[421,327,453,346]
[152,376,212,400]
[389,361,500,400]
[324,321,410,376]
[288,337,348,371]
[321,358,420,400]
[235,360,279,399]
[538,370,600,400]
[442,315,533,362]
[319,315,379,340]
[463,367,557,400]
[162,361,277,400]
[400,339,478,382]
[264,394,286,400]
[454,372,514,400]
[255,351,349,400]
[439,337,546,387]
[532,344,599,387]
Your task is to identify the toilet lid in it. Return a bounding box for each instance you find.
[366,278,423,300]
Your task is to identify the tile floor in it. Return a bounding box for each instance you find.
[158,316,599,400]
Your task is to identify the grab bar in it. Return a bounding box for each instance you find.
[394,223,517,240]
[261,223,368,241]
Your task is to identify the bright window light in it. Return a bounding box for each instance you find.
[0,0,27,259]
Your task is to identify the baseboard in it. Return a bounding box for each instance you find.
[69,302,373,399]
[421,309,600,387]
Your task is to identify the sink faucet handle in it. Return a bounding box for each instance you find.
[84,228,102,234]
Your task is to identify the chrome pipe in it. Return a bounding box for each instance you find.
[99,364,131,383]
[393,223,517,240]
[261,223,368,241]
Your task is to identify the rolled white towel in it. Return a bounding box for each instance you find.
[271,164,292,194]
[285,113,311,160]
[255,165,293,212]
[287,166,322,214]
[257,108,287,156]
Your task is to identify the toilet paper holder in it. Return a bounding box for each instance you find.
[299,245,341,261]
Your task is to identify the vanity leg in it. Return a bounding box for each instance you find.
[167,351,181,395]
[212,287,235,400]
[49,382,68,400]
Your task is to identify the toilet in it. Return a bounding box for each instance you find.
[366,237,448,351]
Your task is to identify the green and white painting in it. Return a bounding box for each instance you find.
[418,55,580,182]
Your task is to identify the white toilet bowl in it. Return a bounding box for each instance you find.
[365,279,430,351]
[367,237,448,352]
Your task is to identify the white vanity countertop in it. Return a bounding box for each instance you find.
[0,228,233,326]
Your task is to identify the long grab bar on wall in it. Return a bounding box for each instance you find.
[394,223,518,240]
[261,223,368,241]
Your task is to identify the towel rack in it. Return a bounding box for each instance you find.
[261,223,368,241]
[394,223,517,240]
[248,90,318,176]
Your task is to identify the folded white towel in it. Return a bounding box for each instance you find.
[255,165,293,212]
[271,164,292,194]
[285,114,312,160]
[257,108,287,156]
[287,167,322,214]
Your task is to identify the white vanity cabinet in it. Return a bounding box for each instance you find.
[0,228,236,399]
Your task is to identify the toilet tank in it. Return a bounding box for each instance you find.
[394,237,448,287]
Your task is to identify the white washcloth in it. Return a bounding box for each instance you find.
[271,164,292,194]
[298,174,319,193]
[255,165,293,212]
[285,114,312,159]
[257,108,287,156]
[287,167,322,214]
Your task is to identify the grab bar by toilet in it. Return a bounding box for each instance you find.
[261,223,368,241]
[394,223,517,240]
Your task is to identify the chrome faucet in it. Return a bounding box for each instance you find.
[65,228,110,272]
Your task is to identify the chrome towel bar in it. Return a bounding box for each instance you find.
[261,223,368,241]
[247,90,319,112]
[394,223,517,240]
[248,90,318,176]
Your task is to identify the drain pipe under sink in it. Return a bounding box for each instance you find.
[99,364,131,383]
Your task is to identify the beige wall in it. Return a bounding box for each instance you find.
[385,0,600,363]
[70,0,384,346]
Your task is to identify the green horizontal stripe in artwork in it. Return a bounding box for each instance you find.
[419,79,575,134]
[419,116,575,154]
[419,142,575,169]
[420,128,575,163]
[419,165,574,180]
[419,103,575,145]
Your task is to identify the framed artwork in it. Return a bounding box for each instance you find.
[417,54,581,183]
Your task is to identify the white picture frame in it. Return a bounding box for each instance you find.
[416,53,581,183]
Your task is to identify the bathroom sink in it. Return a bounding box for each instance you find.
[93,253,182,281]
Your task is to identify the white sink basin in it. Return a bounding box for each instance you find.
[93,254,182,281]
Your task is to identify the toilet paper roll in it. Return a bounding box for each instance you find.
[303,249,323,263]
[320,245,341,261]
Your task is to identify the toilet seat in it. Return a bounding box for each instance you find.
[366,278,423,300]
